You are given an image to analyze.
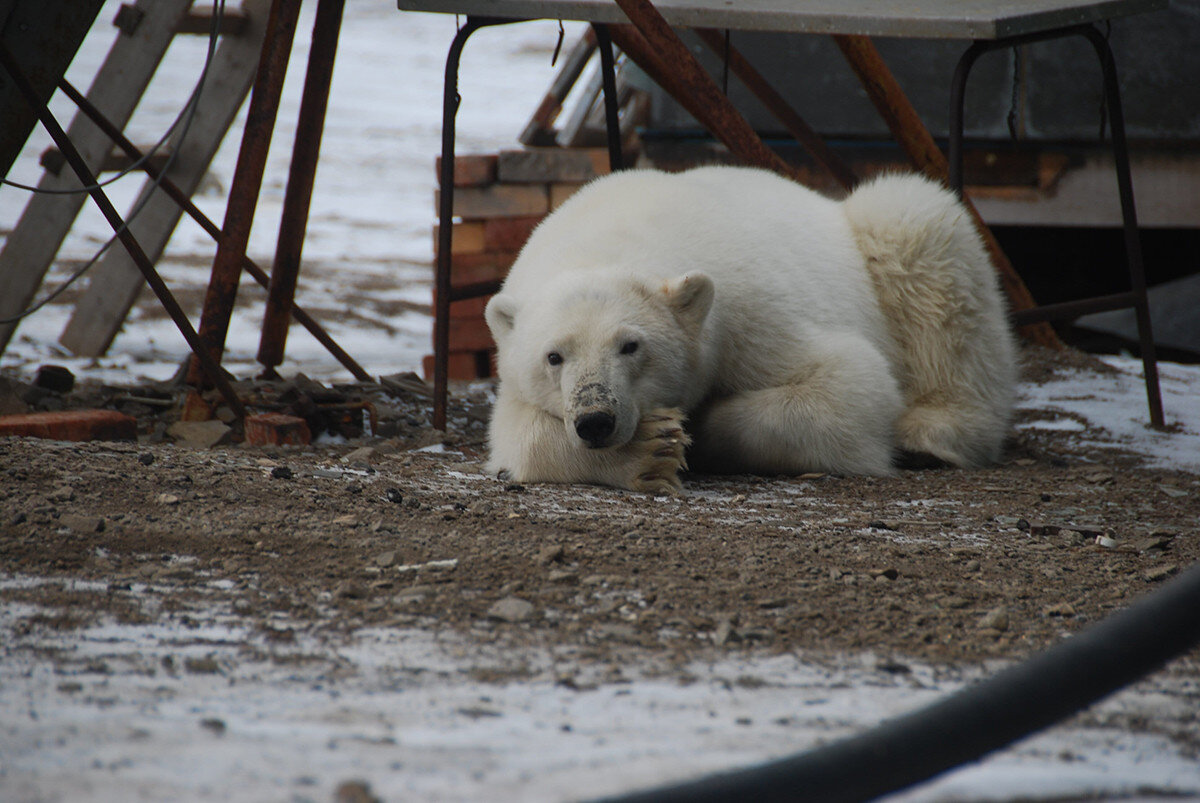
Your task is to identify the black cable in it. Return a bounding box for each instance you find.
[0,0,225,325]
[598,561,1200,803]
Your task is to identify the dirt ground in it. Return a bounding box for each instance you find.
[1,345,1196,683]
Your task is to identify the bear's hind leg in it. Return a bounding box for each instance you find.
[688,335,902,476]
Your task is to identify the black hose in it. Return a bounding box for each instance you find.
[598,561,1200,803]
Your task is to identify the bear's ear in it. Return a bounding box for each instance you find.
[485,294,518,341]
[661,273,714,330]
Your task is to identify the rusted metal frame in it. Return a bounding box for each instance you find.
[257,0,345,377]
[592,23,624,171]
[0,42,246,419]
[833,33,1061,350]
[57,78,372,382]
[951,25,1162,426]
[693,28,856,191]
[611,0,802,181]
[187,0,301,388]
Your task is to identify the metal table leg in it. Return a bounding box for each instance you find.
[948,24,1164,428]
[432,16,625,430]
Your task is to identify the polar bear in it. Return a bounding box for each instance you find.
[484,166,1016,493]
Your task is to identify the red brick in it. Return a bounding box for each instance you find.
[422,351,495,381]
[244,413,311,446]
[435,184,549,219]
[430,295,492,319]
[446,316,495,351]
[0,409,137,442]
[435,154,498,187]
[497,148,610,182]
[483,216,543,252]
[432,221,486,255]
[444,251,517,288]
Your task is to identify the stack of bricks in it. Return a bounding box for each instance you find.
[426,147,612,380]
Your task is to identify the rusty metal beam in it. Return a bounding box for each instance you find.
[257,0,344,376]
[833,33,1061,349]
[57,79,372,383]
[187,0,301,389]
[693,28,857,191]
[610,0,801,181]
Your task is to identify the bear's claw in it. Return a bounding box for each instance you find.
[628,407,690,495]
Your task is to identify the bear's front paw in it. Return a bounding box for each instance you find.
[627,408,691,495]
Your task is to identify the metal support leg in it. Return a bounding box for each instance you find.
[257,0,345,377]
[433,17,518,430]
[186,0,301,390]
[949,25,1163,427]
[592,23,623,171]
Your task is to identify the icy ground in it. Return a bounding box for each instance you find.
[2,3,1200,802]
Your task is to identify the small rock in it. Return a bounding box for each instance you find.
[1084,470,1114,484]
[156,493,181,505]
[867,520,898,531]
[342,446,376,464]
[385,487,404,504]
[60,514,104,534]
[868,568,899,581]
[137,452,155,466]
[1136,535,1174,553]
[963,559,982,573]
[199,718,226,736]
[1044,602,1076,617]
[1157,484,1188,499]
[373,550,397,568]
[757,597,788,609]
[336,581,369,600]
[1058,530,1086,547]
[486,596,535,623]
[332,514,358,527]
[547,569,578,584]
[534,545,565,566]
[713,618,739,646]
[1144,564,1179,583]
[183,656,220,674]
[467,500,493,515]
[1094,535,1120,549]
[943,596,971,610]
[334,780,381,803]
[978,607,1009,632]
[167,420,232,449]
[270,465,293,480]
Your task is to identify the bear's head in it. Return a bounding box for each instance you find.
[486,272,714,450]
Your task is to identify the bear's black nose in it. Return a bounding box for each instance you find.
[575,411,616,448]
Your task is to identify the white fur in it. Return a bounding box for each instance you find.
[484,166,1016,489]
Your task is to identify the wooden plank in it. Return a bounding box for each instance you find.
[58,0,273,358]
[0,0,194,355]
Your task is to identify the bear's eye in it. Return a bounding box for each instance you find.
[619,340,639,356]
[547,351,564,366]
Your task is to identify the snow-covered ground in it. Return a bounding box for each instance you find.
[2,4,1200,802]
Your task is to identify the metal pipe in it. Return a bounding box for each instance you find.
[57,79,372,382]
[694,28,856,191]
[0,43,246,419]
[593,24,624,171]
[257,0,345,375]
[187,0,301,387]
